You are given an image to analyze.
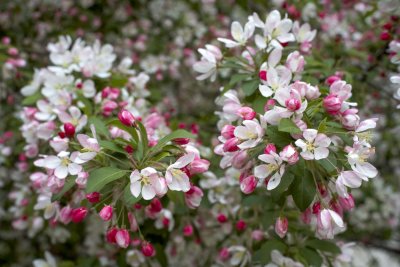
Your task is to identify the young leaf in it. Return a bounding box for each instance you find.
[123,184,141,205]
[290,165,316,211]
[242,79,259,96]
[99,140,125,154]
[299,247,323,267]
[278,118,302,134]
[89,117,110,138]
[147,129,195,156]
[86,167,128,193]
[305,239,341,255]
[253,239,287,264]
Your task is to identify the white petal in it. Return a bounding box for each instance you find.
[267,172,282,190]
[314,147,329,160]
[130,181,141,198]
[55,165,68,179]
[142,184,156,200]
[303,129,317,142]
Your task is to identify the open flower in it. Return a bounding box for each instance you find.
[234,120,264,149]
[34,151,82,179]
[76,124,100,162]
[295,129,331,160]
[346,142,377,180]
[130,167,166,200]
[165,153,195,192]
[58,106,87,132]
[317,209,344,239]
[218,21,255,48]
[193,45,222,81]
[251,10,295,50]
[254,152,285,190]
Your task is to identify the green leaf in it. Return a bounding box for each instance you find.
[136,121,148,160]
[86,167,128,193]
[271,172,295,200]
[242,79,259,96]
[51,177,75,202]
[317,153,337,173]
[266,126,293,149]
[278,118,302,134]
[99,140,126,154]
[305,239,341,255]
[229,73,250,86]
[300,247,323,267]
[253,239,287,264]
[290,163,316,211]
[261,210,279,230]
[148,129,195,156]
[76,91,93,115]
[89,117,110,138]
[123,184,141,205]
[22,92,42,106]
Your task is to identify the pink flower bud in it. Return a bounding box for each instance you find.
[301,208,312,224]
[326,75,341,86]
[189,159,210,175]
[285,98,301,111]
[312,202,321,214]
[323,94,342,115]
[71,207,88,223]
[239,175,257,194]
[380,31,391,41]
[275,217,288,238]
[339,194,355,211]
[64,123,75,138]
[264,144,277,154]
[305,85,320,100]
[259,70,267,81]
[341,109,360,130]
[184,185,203,209]
[59,206,73,224]
[116,228,130,248]
[279,145,299,165]
[223,138,240,152]
[141,242,155,257]
[236,219,247,231]
[221,125,235,139]
[118,109,136,126]
[102,101,118,116]
[86,192,101,203]
[219,248,230,261]
[173,138,190,145]
[330,200,343,217]
[237,107,256,120]
[106,227,118,244]
[264,99,276,111]
[183,224,194,236]
[231,150,248,169]
[99,205,113,221]
[217,213,228,223]
[251,230,264,241]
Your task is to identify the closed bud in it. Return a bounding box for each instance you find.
[185,185,203,209]
[323,94,342,115]
[237,107,256,120]
[217,213,228,223]
[99,205,113,221]
[71,207,88,223]
[325,75,341,86]
[106,227,118,244]
[236,219,247,231]
[279,144,299,165]
[221,125,235,139]
[118,109,136,126]
[173,138,190,145]
[223,137,240,152]
[275,217,288,238]
[239,175,257,194]
[141,242,155,257]
[264,143,277,154]
[285,98,301,111]
[264,99,276,111]
[183,224,194,237]
[64,123,75,138]
[339,194,355,211]
[86,192,101,203]
[259,70,267,81]
[116,228,130,248]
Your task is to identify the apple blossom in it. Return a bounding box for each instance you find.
[295,129,331,160]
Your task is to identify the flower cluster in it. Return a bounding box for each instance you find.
[18,36,209,257]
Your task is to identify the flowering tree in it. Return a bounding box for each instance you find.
[0,1,400,266]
